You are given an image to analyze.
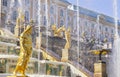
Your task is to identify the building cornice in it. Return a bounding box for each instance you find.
[53,0,70,7]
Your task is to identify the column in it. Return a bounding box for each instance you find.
[94,61,107,77]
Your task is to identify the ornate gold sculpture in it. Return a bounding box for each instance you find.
[64,28,71,49]
[90,49,110,60]
[52,25,65,37]
[13,25,32,76]
[52,25,71,49]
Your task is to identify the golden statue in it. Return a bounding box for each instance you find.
[12,25,32,77]
[64,28,71,49]
[90,49,110,60]
[52,25,65,37]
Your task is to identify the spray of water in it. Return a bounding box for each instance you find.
[113,0,119,38]
[45,0,49,75]
[96,15,100,41]
[37,0,41,74]
[77,0,80,67]
[18,0,23,10]
[108,0,120,77]
[5,0,14,28]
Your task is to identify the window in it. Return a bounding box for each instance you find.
[25,11,29,21]
[43,16,46,25]
[14,0,18,7]
[68,16,70,22]
[3,0,7,6]
[50,17,54,25]
[73,16,77,26]
[36,16,38,24]
[67,16,70,27]
[91,23,95,28]
[85,21,88,26]
[50,6,54,14]
[99,25,101,30]
[25,0,29,5]
[60,20,64,26]
[111,29,113,33]
[105,27,108,32]
[60,9,64,17]
[13,11,17,20]
[43,4,46,11]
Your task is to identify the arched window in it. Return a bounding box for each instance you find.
[13,11,17,20]
[25,11,29,21]
[60,9,64,17]
[50,6,54,14]
[60,20,64,26]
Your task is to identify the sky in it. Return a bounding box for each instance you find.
[67,0,120,20]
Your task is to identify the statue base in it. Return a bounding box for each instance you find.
[94,60,107,77]
[7,76,29,77]
[61,49,68,62]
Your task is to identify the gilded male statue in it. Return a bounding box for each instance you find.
[64,28,71,49]
[13,25,32,76]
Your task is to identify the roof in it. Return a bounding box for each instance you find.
[71,5,120,26]
[59,0,71,4]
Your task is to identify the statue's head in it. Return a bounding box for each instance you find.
[52,25,56,30]
[67,27,71,32]
[103,38,108,43]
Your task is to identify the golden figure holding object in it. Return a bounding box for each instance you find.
[64,28,71,49]
[90,49,110,60]
[52,25,65,37]
[8,25,32,77]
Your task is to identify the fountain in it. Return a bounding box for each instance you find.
[108,0,120,77]
[0,0,95,77]
[5,0,14,29]
[108,38,120,77]
[76,0,80,66]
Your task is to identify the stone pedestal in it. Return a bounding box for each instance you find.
[61,49,68,62]
[94,61,107,77]
[7,76,28,77]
